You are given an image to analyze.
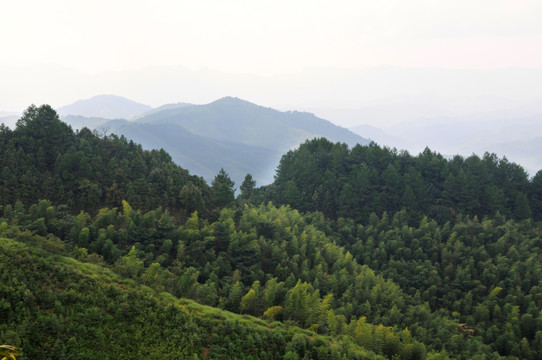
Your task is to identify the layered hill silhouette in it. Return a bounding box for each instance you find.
[61,96,369,186]
[101,120,282,187]
[57,94,152,119]
[136,97,366,150]
[0,235,389,359]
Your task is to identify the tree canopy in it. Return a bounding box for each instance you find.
[261,138,538,224]
[2,106,542,359]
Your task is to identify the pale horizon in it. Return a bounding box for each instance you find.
[3,0,542,173]
[3,0,542,113]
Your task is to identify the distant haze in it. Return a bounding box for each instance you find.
[3,1,542,112]
[3,1,542,173]
[2,65,542,126]
[3,64,542,175]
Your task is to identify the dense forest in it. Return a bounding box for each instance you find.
[1,105,541,359]
[1,234,392,359]
[0,104,214,217]
[260,138,541,223]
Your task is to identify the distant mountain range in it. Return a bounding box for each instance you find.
[349,113,542,175]
[136,96,365,152]
[134,102,193,119]
[349,124,406,149]
[60,95,369,186]
[57,94,152,119]
[9,90,542,179]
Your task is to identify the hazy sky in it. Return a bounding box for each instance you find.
[3,1,542,172]
[3,0,542,75]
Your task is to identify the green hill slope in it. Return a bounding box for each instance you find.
[0,197,442,359]
[0,235,391,359]
[263,137,541,223]
[0,104,211,217]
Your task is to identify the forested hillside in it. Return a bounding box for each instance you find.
[250,138,542,358]
[1,106,542,359]
[261,138,541,223]
[0,234,390,359]
[301,211,542,358]
[0,104,212,217]
[0,201,429,359]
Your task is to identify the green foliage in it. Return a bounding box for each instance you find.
[5,104,542,360]
[0,200,435,359]
[0,236,389,360]
[327,210,542,358]
[263,305,283,319]
[211,168,236,210]
[239,174,256,202]
[114,246,144,278]
[0,105,212,217]
[264,138,539,223]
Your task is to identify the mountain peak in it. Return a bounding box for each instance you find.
[57,95,152,119]
[210,96,256,107]
[137,96,369,151]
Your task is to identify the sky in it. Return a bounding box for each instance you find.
[1,0,542,113]
[2,0,542,74]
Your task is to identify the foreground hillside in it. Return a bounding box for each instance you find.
[0,200,431,359]
[0,235,390,359]
[4,194,541,358]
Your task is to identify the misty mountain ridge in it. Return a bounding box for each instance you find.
[349,112,542,175]
[60,115,113,131]
[6,64,542,125]
[98,119,281,186]
[16,87,542,179]
[134,102,194,119]
[136,96,367,151]
[57,94,152,119]
[308,94,542,129]
[348,123,406,149]
[61,96,369,186]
